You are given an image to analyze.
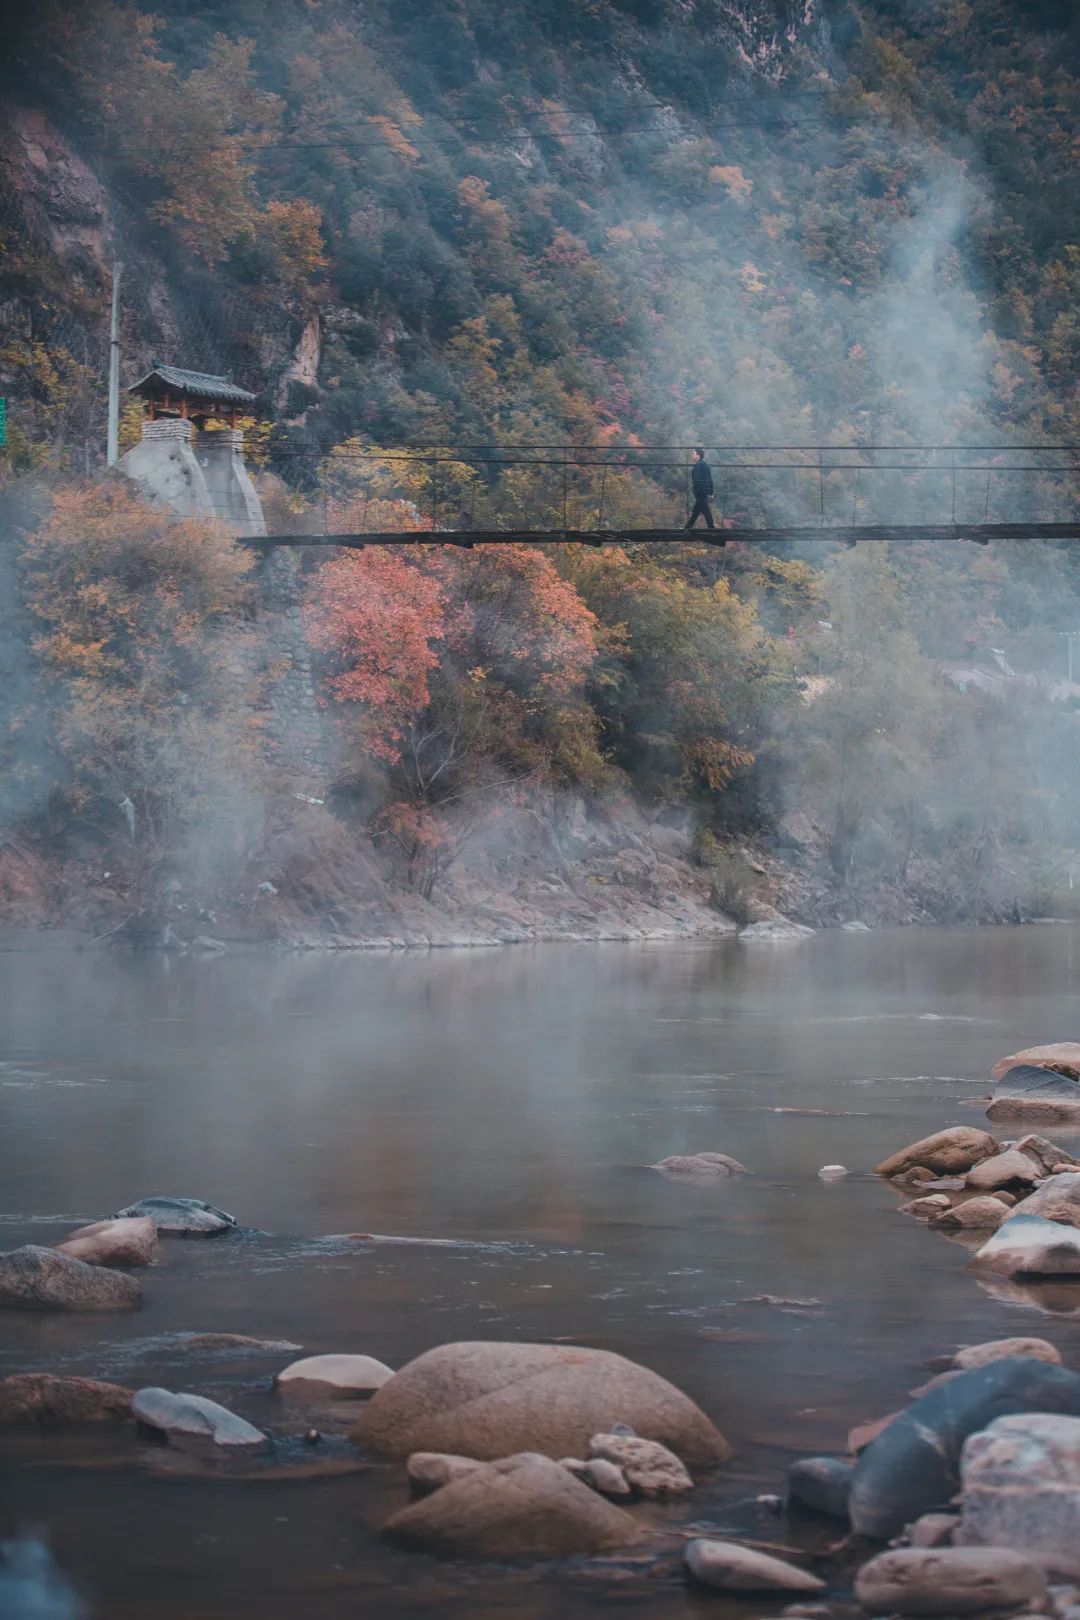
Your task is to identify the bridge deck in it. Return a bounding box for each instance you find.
[244,523,1080,548]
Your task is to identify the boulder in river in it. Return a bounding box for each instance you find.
[848,1357,1080,1540]
[132,1386,267,1451]
[1011,1134,1079,1175]
[875,1128,999,1179]
[952,1337,1062,1371]
[684,1538,825,1594]
[650,1152,747,1176]
[992,1043,1080,1083]
[930,1196,1008,1232]
[958,1412,1080,1575]
[0,1246,141,1312]
[973,1213,1080,1275]
[55,1217,157,1267]
[898,1194,953,1218]
[587,1432,693,1498]
[0,1373,133,1423]
[965,1148,1042,1191]
[855,1546,1046,1616]
[787,1455,853,1518]
[1007,1170,1080,1228]
[383,1450,642,1558]
[275,1354,393,1398]
[350,1341,730,1466]
[113,1197,236,1235]
[988,1065,1080,1124]
[0,1538,83,1620]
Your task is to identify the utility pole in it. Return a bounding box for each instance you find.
[106,261,122,467]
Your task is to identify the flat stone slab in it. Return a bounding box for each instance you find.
[132,1387,267,1451]
[275,1354,393,1397]
[113,1197,236,1235]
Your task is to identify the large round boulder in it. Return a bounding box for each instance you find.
[55,1217,157,1267]
[350,1342,729,1466]
[0,1373,133,1423]
[991,1043,1080,1084]
[849,1358,1080,1540]
[383,1450,641,1558]
[0,1246,141,1312]
[113,1197,236,1235]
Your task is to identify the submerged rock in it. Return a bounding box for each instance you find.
[684,1538,825,1594]
[132,1387,267,1451]
[788,1456,853,1518]
[55,1217,157,1268]
[855,1546,1046,1615]
[0,1246,141,1312]
[992,1043,1080,1083]
[383,1450,641,1558]
[0,1537,84,1620]
[952,1337,1062,1371]
[651,1152,747,1176]
[973,1213,1080,1275]
[958,1412,1080,1575]
[817,1164,848,1180]
[875,1128,999,1179]
[179,1333,301,1353]
[849,1358,1080,1540]
[587,1432,693,1498]
[113,1197,237,1235]
[930,1196,1007,1231]
[738,919,816,942]
[988,1064,1080,1124]
[0,1373,133,1424]
[275,1354,393,1398]
[350,1341,730,1466]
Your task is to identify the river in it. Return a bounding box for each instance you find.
[3,926,1080,1618]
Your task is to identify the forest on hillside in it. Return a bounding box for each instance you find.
[3,0,1080,937]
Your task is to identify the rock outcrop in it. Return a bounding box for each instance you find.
[0,1373,133,1423]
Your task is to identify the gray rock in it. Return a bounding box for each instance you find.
[384,1450,641,1558]
[0,1246,141,1312]
[855,1546,1047,1615]
[958,1413,1080,1575]
[953,1337,1062,1372]
[113,1197,236,1235]
[132,1387,267,1451]
[898,1194,954,1218]
[973,1213,1080,1275]
[817,1164,848,1180]
[684,1538,825,1593]
[849,1358,1080,1540]
[738,919,816,942]
[587,1432,693,1498]
[908,1512,959,1548]
[788,1455,853,1518]
[989,1064,1080,1125]
[650,1152,747,1177]
[1012,1135,1080,1176]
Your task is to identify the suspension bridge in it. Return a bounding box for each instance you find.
[240,442,1080,548]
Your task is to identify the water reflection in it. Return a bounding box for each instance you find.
[3,928,1080,1617]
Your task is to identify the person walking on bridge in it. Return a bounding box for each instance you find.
[685,447,715,530]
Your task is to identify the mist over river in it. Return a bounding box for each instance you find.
[5,928,1080,1618]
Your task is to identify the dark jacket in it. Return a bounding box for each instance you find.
[691,458,714,498]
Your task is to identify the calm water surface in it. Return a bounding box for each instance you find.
[3,927,1080,1618]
